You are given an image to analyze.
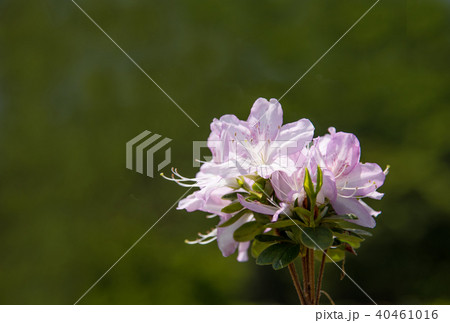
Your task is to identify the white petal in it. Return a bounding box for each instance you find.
[331,196,379,228]
[217,213,252,257]
[247,98,283,141]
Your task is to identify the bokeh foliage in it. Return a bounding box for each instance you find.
[0,0,449,304]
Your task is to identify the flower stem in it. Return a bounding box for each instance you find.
[315,249,327,305]
[302,252,310,303]
[288,263,306,305]
[320,290,335,305]
[308,248,315,304]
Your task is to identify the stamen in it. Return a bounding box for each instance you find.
[185,228,217,245]
[194,159,207,164]
[338,181,378,198]
[160,168,201,187]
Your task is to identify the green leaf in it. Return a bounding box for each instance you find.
[236,176,251,190]
[315,205,329,225]
[316,166,323,194]
[255,234,289,242]
[315,248,346,263]
[303,168,315,199]
[287,226,303,244]
[336,221,373,236]
[263,181,274,196]
[264,219,306,229]
[273,244,301,270]
[300,226,334,250]
[244,174,261,181]
[333,231,364,248]
[323,214,358,221]
[345,228,372,237]
[233,221,263,242]
[329,248,346,262]
[221,191,249,201]
[256,243,282,265]
[236,176,245,187]
[253,212,270,224]
[221,202,243,214]
[321,215,359,228]
[218,209,249,228]
[251,239,275,258]
[294,207,311,223]
[256,243,301,270]
[252,178,266,192]
[247,192,263,200]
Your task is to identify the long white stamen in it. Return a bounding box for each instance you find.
[185,228,217,245]
[338,181,377,198]
[161,167,201,187]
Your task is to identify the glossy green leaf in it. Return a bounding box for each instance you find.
[256,242,301,270]
[315,248,346,263]
[333,231,364,248]
[264,219,306,229]
[244,174,261,181]
[345,228,372,237]
[236,176,245,187]
[236,176,251,190]
[287,226,303,244]
[221,191,249,201]
[336,221,373,236]
[315,205,329,224]
[233,221,263,242]
[300,226,334,250]
[253,212,270,224]
[248,192,263,200]
[251,239,275,258]
[254,234,288,242]
[294,207,311,223]
[316,166,323,194]
[264,181,274,196]
[221,202,243,214]
[303,168,314,199]
[252,178,266,192]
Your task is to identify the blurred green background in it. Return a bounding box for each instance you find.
[1,0,449,304]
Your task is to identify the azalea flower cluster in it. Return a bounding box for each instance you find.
[164,98,387,269]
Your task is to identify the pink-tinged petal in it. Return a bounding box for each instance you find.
[247,98,283,141]
[202,186,234,215]
[249,157,297,179]
[274,118,314,155]
[217,213,251,257]
[272,203,290,222]
[199,161,242,180]
[208,114,251,163]
[366,191,384,200]
[177,193,204,212]
[325,131,361,177]
[291,146,310,169]
[331,196,379,228]
[237,194,278,215]
[237,241,251,262]
[179,185,233,215]
[271,170,299,203]
[337,163,385,198]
